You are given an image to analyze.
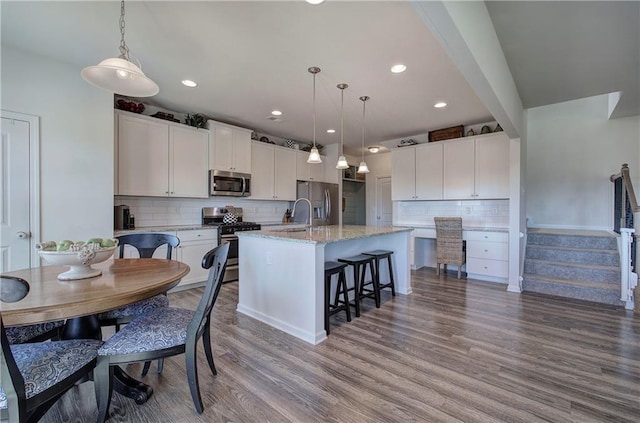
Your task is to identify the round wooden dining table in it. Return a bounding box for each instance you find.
[1,258,190,405]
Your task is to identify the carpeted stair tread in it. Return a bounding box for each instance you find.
[527,230,618,249]
[524,258,619,272]
[522,275,624,306]
[525,244,619,266]
[522,274,620,291]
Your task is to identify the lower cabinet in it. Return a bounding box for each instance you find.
[465,231,508,281]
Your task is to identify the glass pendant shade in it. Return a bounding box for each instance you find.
[336,155,349,169]
[82,57,159,97]
[307,146,322,164]
[357,161,370,174]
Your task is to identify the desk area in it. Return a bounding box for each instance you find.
[409,225,509,283]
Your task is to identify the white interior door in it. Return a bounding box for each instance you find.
[1,113,39,271]
[376,177,393,227]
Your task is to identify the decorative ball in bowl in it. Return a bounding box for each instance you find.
[36,238,119,281]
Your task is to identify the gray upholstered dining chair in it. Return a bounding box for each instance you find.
[0,276,102,423]
[1,276,65,345]
[98,233,181,331]
[434,217,466,279]
[94,243,229,421]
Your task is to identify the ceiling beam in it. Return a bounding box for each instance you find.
[412,0,524,139]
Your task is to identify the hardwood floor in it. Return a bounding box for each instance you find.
[40,268,639,422]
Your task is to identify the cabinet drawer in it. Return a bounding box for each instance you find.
[467,240,508,261]
[177,229,218,242]
[465,231,508,243]
[467,258,508,278]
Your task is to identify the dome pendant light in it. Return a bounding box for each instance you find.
[307,67,323,164]
[336,83,349,170]
[357,96,370,174]
[81,0,159,97]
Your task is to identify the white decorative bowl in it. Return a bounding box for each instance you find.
[37,241,119,280]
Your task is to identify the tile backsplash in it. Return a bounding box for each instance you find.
[394,199,509,227]
[114,196,291,227]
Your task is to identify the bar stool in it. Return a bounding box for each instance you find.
[363,250,396,298]
[338,254,379,315]
[324,261,352,335]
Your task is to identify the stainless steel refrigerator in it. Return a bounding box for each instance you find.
[292,181,339,226]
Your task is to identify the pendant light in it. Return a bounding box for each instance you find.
[336,83,349,170]
[307,67,322,164]
[81,0,159,97]
[357,96,370,174]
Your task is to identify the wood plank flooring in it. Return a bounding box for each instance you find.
[39,268,639,422]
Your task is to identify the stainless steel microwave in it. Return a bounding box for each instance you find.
[210,170,251,197]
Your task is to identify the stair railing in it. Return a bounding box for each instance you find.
[610,163,639,310]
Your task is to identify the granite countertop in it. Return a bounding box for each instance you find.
[237,225,414,245]
[114,224,217,236]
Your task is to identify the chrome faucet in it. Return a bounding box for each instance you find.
[291,198,313,229]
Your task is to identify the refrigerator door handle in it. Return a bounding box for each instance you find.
[325,188,330,223]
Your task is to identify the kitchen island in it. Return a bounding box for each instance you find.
[236,225,413,344]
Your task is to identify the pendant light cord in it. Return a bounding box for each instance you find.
[118,0,130,60]
[361,98,366,161]
[340,87,344,155]
[312,71,317,148]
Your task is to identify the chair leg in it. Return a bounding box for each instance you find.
[339,271,351,322]
[324,274,331,335]
[185,340,204,414]
[95,357,114,423]
[202,320,217,376]
[387,256,396,296]
[457,267,462,279]
[369,261,381,308]
[141,361,152,377]
[436,262,440,276]
[351,265,361,317]
[157,358,164,374]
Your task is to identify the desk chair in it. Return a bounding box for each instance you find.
[434,217,466,279]
[95,243,229,420]
[0,276,102,423]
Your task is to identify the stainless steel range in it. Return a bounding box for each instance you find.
[202,207,261,283]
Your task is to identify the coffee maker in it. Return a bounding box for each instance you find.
[114,205,131,230]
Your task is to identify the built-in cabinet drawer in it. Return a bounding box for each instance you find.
[178,229,218,242]
[466,230,508,281]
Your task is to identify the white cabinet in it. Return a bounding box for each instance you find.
[296,151,325,182]
[443,134,509,200]
[466,231,509,281]
[251,142,297,200]
[392,143,443,200]
[175,229,219,288]
[208,121,252,174]
[116,111,209,198]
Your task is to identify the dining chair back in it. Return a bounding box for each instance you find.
[95,243,230,421]
[1,276,64,345]
[115,233,180,259]
[434,217,466,279]
[1,276,102,423]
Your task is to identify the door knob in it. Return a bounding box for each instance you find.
[17,231,30,239]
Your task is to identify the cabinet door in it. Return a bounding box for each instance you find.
[296,151,324,181]
[117,114,169,196]
[274,148,297,200]
[209,124,234,171]
[443,138,475,199]
[475,134,509,199]
[391,147,416,200]
[170,126,209,198]
[232,129,252,174]
[415,143,443,200]
[176,240,217,287]
[250,142,275,199]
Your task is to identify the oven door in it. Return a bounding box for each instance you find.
[220,234,239,283]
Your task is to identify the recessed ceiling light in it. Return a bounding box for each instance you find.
[305,0,325,4]
[368,146,380,153]
[327,129,336,134]
[181,79,197,88]
[271,110,283,116]
[434,102,447,108]
[391,64,407,73]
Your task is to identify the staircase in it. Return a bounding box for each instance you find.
[523,228,625,306]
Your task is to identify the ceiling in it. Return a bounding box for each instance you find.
[3,2,637,157]
[1,1,493,156]
[486,1,639,118]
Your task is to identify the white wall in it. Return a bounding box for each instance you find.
[2,46,114,242]
[526,94,640,230]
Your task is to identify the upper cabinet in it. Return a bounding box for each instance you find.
[443,133,509,200]
[392,143,443,201]
[251,142,297,201]
[296,151,325,182]
[115,111,209,198]
[208,120,252,174]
